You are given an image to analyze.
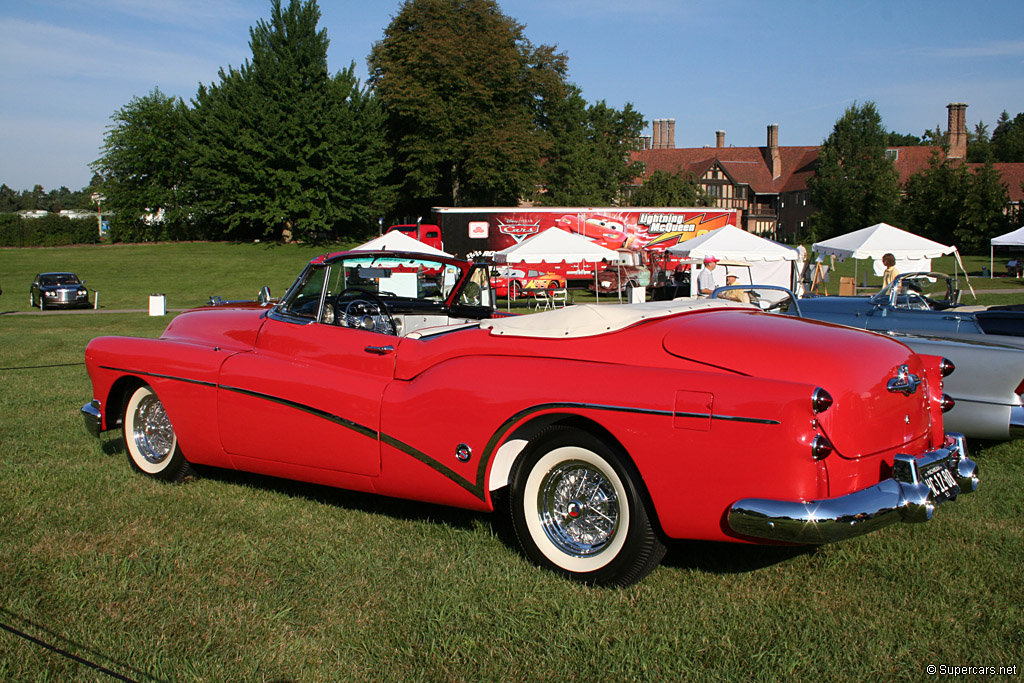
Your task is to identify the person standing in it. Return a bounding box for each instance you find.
[881,253,898,288]
[698,255,720,296]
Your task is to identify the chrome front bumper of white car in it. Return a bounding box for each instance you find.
[727,433,978,544]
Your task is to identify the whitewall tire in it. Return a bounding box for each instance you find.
[510,426,665,586]
[123,385,194,482]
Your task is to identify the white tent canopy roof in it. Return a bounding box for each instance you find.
[493,227,618,263]
[991,226,1024,246]
[666,225,799,261]
[813,223,955,260]
[352,230,453,257]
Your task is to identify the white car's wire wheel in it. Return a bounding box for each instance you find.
[510,426,665,586]
[123,385,194,482]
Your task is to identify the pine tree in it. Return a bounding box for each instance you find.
[191,0,392,241]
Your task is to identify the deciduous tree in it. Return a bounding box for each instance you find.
[626,170,706,207]
[899,152,1009,252]
[538,86,646,205]
[368,0,566,213]
[92,88,194,241]
[807,101,899,240]
[991,111,1024,163]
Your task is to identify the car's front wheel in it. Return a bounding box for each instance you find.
[509,426,665,586]
[123,385,194,482]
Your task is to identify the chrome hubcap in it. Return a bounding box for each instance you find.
[538,460,619,557]
[132,395,174,464]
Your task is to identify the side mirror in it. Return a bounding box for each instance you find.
[258,286,272,306]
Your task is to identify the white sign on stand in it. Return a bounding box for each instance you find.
[149,294,166,316]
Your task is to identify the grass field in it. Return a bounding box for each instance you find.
[1,243,1023,681]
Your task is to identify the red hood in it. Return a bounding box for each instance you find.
[160,307,267,351]
[663,310,934,457]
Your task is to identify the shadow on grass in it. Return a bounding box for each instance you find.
[100,436,814,577]
[661,539,814,575]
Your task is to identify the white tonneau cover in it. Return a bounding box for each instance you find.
[480,298,752,339]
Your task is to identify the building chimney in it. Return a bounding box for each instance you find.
[716,130,726,148]
[947,103,968,160]
[765,124,781,179]
[650,119,676,149]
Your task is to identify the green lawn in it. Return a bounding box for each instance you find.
[1,243,1022,681]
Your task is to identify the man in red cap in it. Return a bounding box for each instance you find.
[697,255,720,296]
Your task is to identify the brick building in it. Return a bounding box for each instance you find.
[632,104,1024,241]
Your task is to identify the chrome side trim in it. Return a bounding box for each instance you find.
[81,400,103,438]
[727,433,977,544]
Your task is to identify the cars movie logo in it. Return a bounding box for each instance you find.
[497,219,541,243]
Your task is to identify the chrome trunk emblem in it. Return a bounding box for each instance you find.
[888,364,921,395]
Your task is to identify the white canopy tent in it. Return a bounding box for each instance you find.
[812,222,965,290]
[667,225,803,296]
[494,227,618,304]
[353,230,453,257]
[493,227,618,264]
[990,226,1024,277]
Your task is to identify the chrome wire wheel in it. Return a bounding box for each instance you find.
[123,385,193,481]
[537,460,620,557]
[131,393,175,465]
[510,426,665,586]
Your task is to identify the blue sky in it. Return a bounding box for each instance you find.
[2,0,1023,192]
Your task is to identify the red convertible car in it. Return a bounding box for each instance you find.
[82,250,978,586]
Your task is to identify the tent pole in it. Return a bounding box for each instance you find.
[990,246,994,279]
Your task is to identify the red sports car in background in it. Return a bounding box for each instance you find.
[82,250,977,586]
[489,266,565,298]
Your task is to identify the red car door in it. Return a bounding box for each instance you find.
[217,316,395,476]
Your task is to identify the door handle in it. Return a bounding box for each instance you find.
[365,345,394,355]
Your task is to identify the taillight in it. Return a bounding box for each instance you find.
[812,387,833,414]
[940,358,955,377]
[1016,378,1024,397]
[941,394,955,412]
[811,435,833,460]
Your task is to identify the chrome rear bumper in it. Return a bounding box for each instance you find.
[727,433,978,544]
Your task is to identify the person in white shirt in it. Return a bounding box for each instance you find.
[697,255,720,296]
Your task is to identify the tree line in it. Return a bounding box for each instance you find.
[4,0,1022,252]
[887,111,1024,164]
[83,0,668,245]
[810,102,1023,251]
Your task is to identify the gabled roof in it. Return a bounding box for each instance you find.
[632,145,818,195]
[634,144,1024,202]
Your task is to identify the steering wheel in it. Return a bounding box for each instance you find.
[336,288,396,335]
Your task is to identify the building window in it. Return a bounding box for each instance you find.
[736,186,746,199]
[885,149,899,161]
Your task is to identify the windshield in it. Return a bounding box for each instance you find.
[41,274,80,286]
[277,253,493,322]
[872,272,956,307]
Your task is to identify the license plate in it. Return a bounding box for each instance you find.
[921,463,960,504]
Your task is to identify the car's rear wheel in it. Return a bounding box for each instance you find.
[509,426,665,586]
[123,385,194,482]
